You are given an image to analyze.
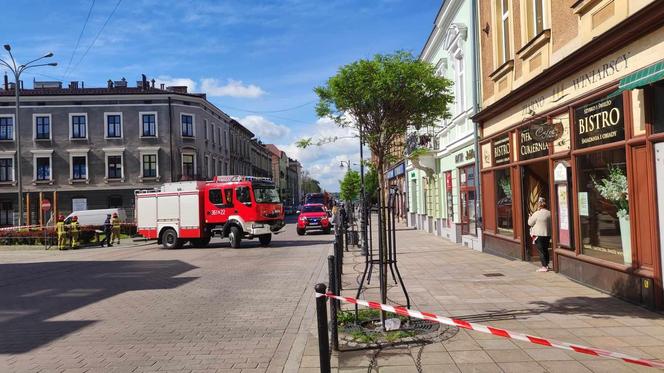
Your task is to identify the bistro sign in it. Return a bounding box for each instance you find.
[493,134,510,165]
[574,95,624,149]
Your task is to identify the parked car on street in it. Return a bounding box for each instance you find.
[296,204,331,235]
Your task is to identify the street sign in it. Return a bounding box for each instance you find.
[41,199,51,212]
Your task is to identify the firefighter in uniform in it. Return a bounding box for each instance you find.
[111,212,121,245]
[56,215,67,250]
[70,216,80,249]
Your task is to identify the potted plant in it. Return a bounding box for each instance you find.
[593,166,630,264]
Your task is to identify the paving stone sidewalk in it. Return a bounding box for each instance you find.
[299,220,664,372]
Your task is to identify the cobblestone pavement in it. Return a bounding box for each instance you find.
[0,218,330,373]
[301,219,664,373]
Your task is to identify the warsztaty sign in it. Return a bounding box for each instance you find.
[575,95,624,149]
[520,123,549,160]
[494,134,511,165]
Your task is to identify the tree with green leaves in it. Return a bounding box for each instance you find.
[364,165,379,204]
[339,170,361,202]
[306,51,453,328]
[302,173,322,194]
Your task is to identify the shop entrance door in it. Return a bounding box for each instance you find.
[656,143,664,299]
[521,161,550,261]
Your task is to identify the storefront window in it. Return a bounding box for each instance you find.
[495,168,513,236]
[445,171,454,227]
[577,148,629,264]
[652,86,664,133]
[459,165,477,235]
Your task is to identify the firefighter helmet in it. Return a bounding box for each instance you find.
[112,212,118,217]
[72,216,78,221]
[57,215,64,222]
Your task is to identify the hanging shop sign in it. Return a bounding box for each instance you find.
[493,134,511,165]
[574,95,625,149]
[529,121,564,142]
[445,172,453,190]
[519,124,549,160]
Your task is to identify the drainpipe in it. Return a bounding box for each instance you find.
[168,96,175,182]
[471,0,483,238]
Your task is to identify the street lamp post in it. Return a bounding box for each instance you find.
[0,44,57,226]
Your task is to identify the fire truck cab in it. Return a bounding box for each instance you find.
[135,176,285,249]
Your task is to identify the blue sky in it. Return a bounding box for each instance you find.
[1,0,441,191]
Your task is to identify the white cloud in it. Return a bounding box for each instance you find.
[155,75,197,92]
[277,117,368,192]
[200,78,266,98]
[235,115,291,142]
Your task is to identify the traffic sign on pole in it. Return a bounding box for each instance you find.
[41,199,51,212]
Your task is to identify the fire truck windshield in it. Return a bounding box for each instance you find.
[253,186,280,203]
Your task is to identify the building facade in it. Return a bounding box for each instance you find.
[250,139,272,178]
[287,158,302,206]
[475,0,664,308]
[0,78,241,225]
[406,0,482,251]
[229,119,253,176]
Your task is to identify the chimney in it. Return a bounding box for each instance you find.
[20,80,23,89]
[160,83,165,90]
[3,73,8,90]
[69,81,79,90]
[81,81,85,88]
[141,74,147,90]
[151,78,155,88]
[107,79,114,88]
[166,86,188,94]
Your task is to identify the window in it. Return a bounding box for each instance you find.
[106,114,122,138]
[204,155,210,178]
[71,114,87,139]
[496,0,511,64]
[35,115,51,140]
[143,154,157,178]
[141,113,157,137]
[181,114,194,137]
[577,149,628,264]
[107,155,122,179]
[495,168,513,235]
[224,188,234,207]
[526,0,545,40]
[108,195,122,208]
[254,186,280,203]
[209,189,223,204]
[204,119,209,140]
[0,158,12,182]
[236,186,252,203]
[36,157,51,181]
[0,201,13,226]
[459,165,476,235]
[72,156,87,180]
[454,55,465,113]
[0,116,13,141]
[182,154,195,178]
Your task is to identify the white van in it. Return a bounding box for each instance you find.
[64,208,127,226]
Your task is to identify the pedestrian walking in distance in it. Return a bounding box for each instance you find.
[111,212,121,245]
[100,214,113,247]
[528,197,552,272]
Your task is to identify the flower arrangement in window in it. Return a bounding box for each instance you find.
[498,176,512,198]
[592,165,628,218]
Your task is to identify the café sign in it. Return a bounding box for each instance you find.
[493,134,510,165]
[574,95,624,149]
[529,121,564,142]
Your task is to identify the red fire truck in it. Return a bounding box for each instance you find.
[135,176,285,249]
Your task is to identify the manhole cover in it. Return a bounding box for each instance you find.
[483,273,504,277]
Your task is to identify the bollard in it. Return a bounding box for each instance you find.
[327,256,339,351]
[314,283,331,373]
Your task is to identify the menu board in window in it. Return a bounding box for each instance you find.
[493,134,511,165]
[519,123,549,160]
[575,95,625,149]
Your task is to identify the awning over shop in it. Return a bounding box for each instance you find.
[610,60,664,97]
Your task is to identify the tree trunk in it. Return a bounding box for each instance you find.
[376,156,389,329]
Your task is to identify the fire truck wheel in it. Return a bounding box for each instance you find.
[296,228,305,236]
[258,234,272,246]
[229,226,242,248]
[161,228,182,249]
[191,237,211,247]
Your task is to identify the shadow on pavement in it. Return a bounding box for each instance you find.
[0,260,198,354]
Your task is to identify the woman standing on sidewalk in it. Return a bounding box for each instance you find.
[528,198,552,272]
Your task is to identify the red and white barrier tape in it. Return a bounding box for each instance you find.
[317,292,664,369]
